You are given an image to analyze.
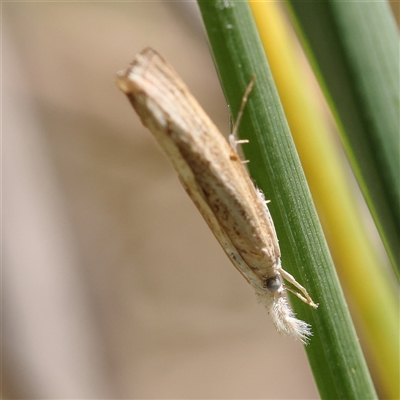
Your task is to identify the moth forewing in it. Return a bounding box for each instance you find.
[117,52,263,289]
[117,47,317,343]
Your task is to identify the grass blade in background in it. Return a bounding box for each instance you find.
[286,0,400,278]
[197,0,377,398]
[250,2,399,398]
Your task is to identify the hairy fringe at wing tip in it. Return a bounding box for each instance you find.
[254,288,313,344]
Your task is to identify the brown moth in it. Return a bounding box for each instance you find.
[116,47,317,343]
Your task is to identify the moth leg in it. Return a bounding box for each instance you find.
[280,268,318,309]
[284,286,312,305]
[228,136,249,152]
[229,75,256,152]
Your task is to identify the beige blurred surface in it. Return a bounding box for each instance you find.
[3,2,319,398]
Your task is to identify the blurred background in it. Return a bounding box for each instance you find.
[3,2,320,398]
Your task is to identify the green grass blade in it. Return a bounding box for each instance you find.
[197,0,377,398]
[250,3,398,398]
[286,0,400,278]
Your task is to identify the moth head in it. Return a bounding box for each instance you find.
[265,275,282,293]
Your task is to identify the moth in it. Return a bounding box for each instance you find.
[116,47,317,343]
